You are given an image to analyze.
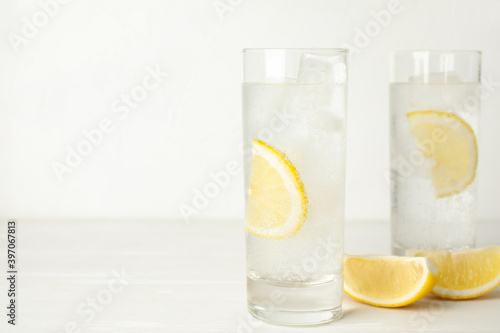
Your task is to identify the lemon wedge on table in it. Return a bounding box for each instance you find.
[413,246,500,299]
[245,139,308,239]
[407,110,477,198]
[343,256,438,307]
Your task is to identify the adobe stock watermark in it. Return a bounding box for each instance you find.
[51,65,168,182]
[341,0,403,57]
[234,288,286,333]
[404,298,447,332]
[213,0,245,21]
[281,234,338,282]
[8,0,73,53]
[178,105,298,223]
[385,75,500,186]
[60,269,129,333]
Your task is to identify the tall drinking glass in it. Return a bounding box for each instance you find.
[389,51,481,255]
[242,49,348,325]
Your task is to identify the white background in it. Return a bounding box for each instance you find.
[0,0,499,222]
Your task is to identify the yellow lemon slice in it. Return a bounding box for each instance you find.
[407,111,477,198]
[245,139,307,239]
[344,256,438,307]
[413,246,500,299]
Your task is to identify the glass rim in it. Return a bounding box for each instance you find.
[391,50,482,56]
[242,48,349,54]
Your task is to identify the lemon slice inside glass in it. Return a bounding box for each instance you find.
[245,139,307,239]
[413,246,500,299]
[407,110,478,198]
[344,256,438,307]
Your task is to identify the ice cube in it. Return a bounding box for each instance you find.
[297,53,347,110]
[306,111,346,133]
[297,53,347,85]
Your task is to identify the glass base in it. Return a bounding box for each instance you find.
[246,276,343,325]
[248,303,342,326]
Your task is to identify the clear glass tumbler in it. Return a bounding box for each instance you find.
[242,49,348,325]
[389,50,481,255]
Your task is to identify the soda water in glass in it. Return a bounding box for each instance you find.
[242,49,348,325]
[389,51,481,255]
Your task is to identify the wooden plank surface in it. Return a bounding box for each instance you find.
[0,219,499,332]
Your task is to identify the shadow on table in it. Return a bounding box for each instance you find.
[342,286,500,316]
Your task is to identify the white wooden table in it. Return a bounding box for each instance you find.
[1,219,499,332]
